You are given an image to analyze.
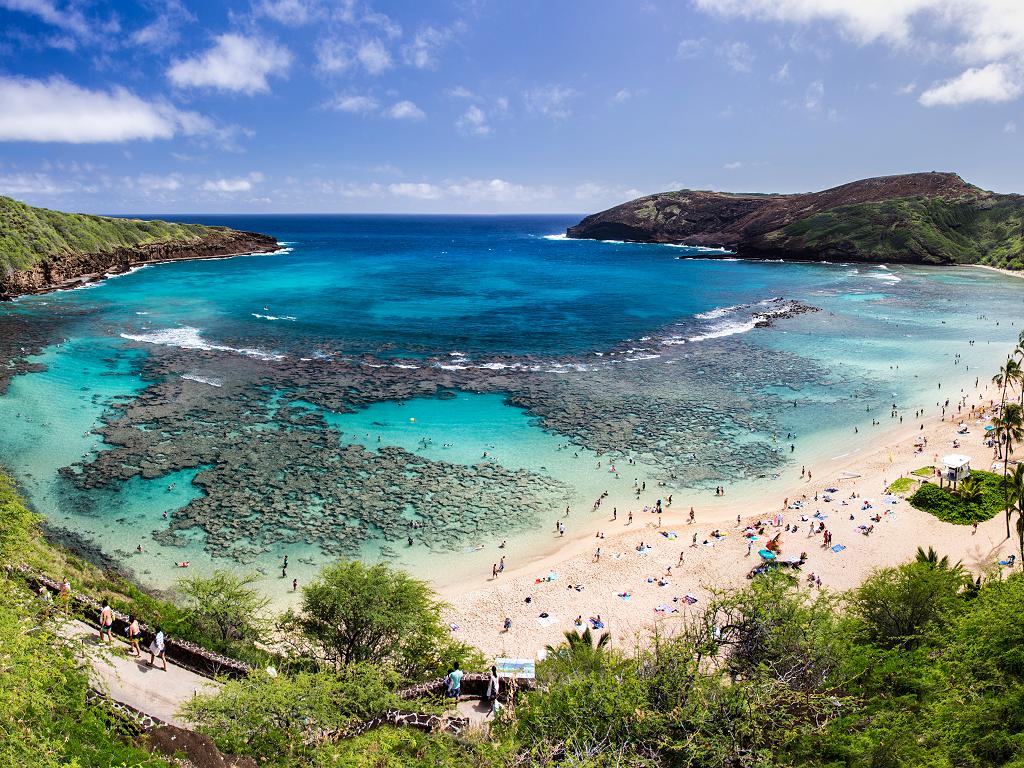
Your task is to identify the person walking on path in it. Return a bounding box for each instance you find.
[486,665,501,713]
[148,626,168,671]
[445,661,464,701]
[126,615,141,656]
[59,576,71,616]
[98,601,114,645]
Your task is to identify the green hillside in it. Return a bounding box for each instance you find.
[781,195,1024,269]
[0,195,212,273]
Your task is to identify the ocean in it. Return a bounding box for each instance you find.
[1,214,1022,596]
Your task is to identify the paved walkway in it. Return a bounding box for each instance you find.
[455,697,495,728]
[58,619,220,727]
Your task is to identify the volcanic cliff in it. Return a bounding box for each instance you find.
[567,172,1024,268]
[0,195,279,299]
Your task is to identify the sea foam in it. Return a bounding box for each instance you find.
[120,326,284,361]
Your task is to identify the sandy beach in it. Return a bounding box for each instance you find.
[443,376,1020,658]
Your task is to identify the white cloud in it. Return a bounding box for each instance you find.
[387,100,425,120]
[356,39,392,74]
[329,94,380,113]
[0,0,89,37]
[137,173,183,191]
[722,41,754,72]
[676,37,705,60]
[805,79,825,110]
[611,89,632,103]
[362,10,401,39]
[524,84,577,120]
[1006,120,1018,133]
[896,81,917,94]
[403,25,452,69]
[168,34,292,95]
[389,182,441,199]
[0,76,210,143]
[131,0,193,49]
[0,172,78,196]
[919,63,1022,106]
[695,0,1024,106]
[389,178,554,204]
[456,105,490,135]
[693,0,928,45]
[724,161,744,170]
[447,85,475,99]
[254,0,319,26]
[316,38,351,73]
[773,62,791,82]
[201,172,264,193]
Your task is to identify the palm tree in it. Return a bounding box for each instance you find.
[542,626,613,680]
[957,476,983,508]
[992,402,1024,537]
[1003,463,1024,560]
[993,359,1022,411]
[915,546,968,583]
[995,403,1024,538]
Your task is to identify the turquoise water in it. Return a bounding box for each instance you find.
[2,215,1023,594]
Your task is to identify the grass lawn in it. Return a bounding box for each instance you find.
[886,477,916,495]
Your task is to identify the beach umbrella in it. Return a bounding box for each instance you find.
[758,549,776,560]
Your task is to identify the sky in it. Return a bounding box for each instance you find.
[1,0,1023,214]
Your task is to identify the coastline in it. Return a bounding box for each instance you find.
[972,263,1024,281]
[442,375,1019,657]
[0,231,281,301]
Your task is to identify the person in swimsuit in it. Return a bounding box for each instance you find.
[99,601,114,644]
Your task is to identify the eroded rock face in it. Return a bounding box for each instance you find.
[0,230,279,299]
[567,172,1024,265]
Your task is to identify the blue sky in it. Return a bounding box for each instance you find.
[1,0,1022,213]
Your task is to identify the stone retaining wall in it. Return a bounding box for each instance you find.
[19,568,252,679]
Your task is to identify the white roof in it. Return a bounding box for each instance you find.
[942,454,972,469]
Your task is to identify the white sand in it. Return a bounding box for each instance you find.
[442,383,1020,658]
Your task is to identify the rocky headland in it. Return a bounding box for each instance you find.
[0,195,278,299]
[567,172,1024,268]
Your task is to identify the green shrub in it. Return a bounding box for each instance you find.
[908,471,1006,524]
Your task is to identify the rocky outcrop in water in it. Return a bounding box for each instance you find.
[567,172,1024,268]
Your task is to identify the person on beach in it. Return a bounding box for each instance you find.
[98,600,114,644]
[492,563,498,579]
[127,614,141,656]
[148,626,168,670]
[59,577,71,615]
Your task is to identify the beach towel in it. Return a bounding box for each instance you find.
[617,591,631,600]
[536,614,558,628]
[589,619,605,629]
[684,593,698,604]
[831,544,846,553]
[655,604,678,614]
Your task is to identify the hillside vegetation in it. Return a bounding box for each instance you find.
[0,195,210,273]
[5,464,1024,767]
[567,172,1024,268]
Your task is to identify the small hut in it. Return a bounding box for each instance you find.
[941,454,972,488]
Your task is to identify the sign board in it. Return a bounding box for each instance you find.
[495,657,536,680]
